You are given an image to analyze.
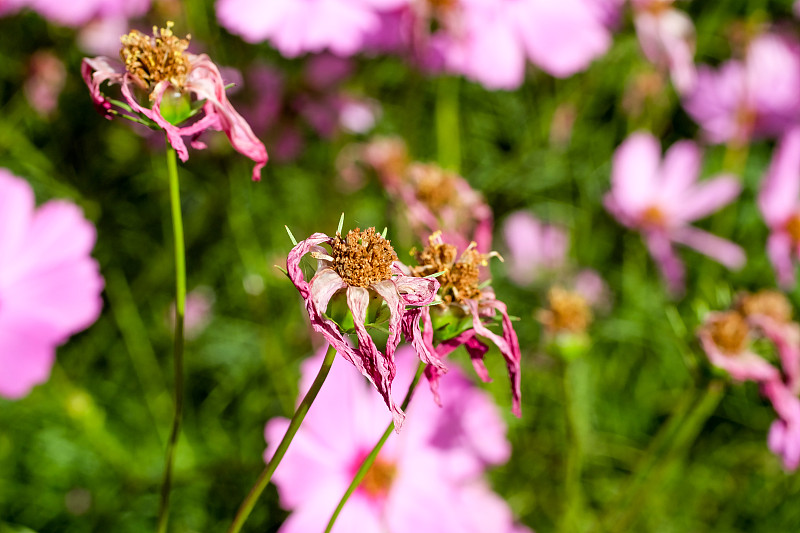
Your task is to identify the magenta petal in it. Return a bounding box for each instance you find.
[759,127,800,227]
[347,285,404,430]
[0,170,35,266]
[644,231,685,293]
[671,226,746,270]
[699,324,779,382]
[394,272,439,306]
[767,231,796,287]
[659,139,702,200]
[0,320,56,399]
[610,132,661,214]
[673,174,741,222]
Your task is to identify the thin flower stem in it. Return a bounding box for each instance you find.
[436,76,460,172]
[156,146,187,533]
[226,344,339,533]
[560,358,586,533]
[325,362,426,533]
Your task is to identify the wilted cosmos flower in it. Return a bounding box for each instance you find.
[758,127,800,287]
[604,132,745,292]
[409,232,522,417]
[0,170,104,400]
[287,226,441,429]
[683,32,800,145]
[81,22,268,180]
[265,345,529,533]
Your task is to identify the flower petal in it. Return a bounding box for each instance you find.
[671,226,746,270]
[610,132,661,215]
[672,174,741,222]
[767,231,797,287]
[759,127,800,227]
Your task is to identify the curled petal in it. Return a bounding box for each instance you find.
[465,298,522,417]
[80,57,124,118]
[394,273,440,306]
[347,285,404,430]
[371,279,403,363]
[308,267,347,317]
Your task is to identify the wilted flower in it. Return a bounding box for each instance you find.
[265,346,529,533]
[287,227,441,429]
[632,0,696,94]
[698,311,780,383]
[683,32,800,145]
[0,170,104,399]
[409,232,522,417]
[81,22,268,180]
[537,286,592,336]
[502,211,569,287]
[758,127,800,287]
[604,132,745,292]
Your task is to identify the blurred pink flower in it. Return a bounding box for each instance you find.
[501,211,569,286]
[168,286,214,340]
[216,0,405,58]
[409,233,522,418]
[1,0,149,27]
[632,0,696,94]
[265,345,528,533]
[287,227,441,430]
[683,32,800,144]
[82,23,268,181]
[604,132,745,292]
[0,170,104,399]
[698,311,780,383]
[758,127,800,287]
[763,380,800,471]
[405,0,616,89]
[24,50,66,117]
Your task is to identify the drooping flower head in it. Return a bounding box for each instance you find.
[287,225,441,429]
[265,345,529,533]
[81,22,268,181]
[604,132,745,292]
[409,232,522,417]
[0,170,104,399]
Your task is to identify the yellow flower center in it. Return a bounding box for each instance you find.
[331,228,398,287]
[786,213,800,244]
[737,290,793,324]
[708,311,749,355]
[640,205,666,229]
[120,21,191,92]
[360,457,397,499]
[537,287,592,334]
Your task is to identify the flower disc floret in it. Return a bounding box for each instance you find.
[332,228,397,288]
[537,287,592,335]
[708,311,749,355]
[120,22,190,92]
[412,232,486,304]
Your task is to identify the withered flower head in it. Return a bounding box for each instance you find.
[408,163,459,211]
[737,289,793,324]
[331,228,397,288]
[537,286,592,335]
[120,22,191,92]
[707,311,750,355]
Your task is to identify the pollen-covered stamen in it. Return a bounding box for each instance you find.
[708,311,749,355]
[737,290,793,324]
[408,163,458,211]
[412,233,489,304]
[331,227,398,288]
[537,287,592,334]
[359,457,397,499]
[120,21,191,93]
[640,205,667,229]
[786,213,800,244]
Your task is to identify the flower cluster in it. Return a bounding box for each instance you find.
[699,290,800,469]
[265,345,530,533]
[0,170,104,399]
[82,22,268,180]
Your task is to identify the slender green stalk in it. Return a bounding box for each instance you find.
[436,76,461,172]
[606,380,725,532]
[156,146,187,533]
[226,344,339,533]
[560,359,586,533]
[325,362,426,533]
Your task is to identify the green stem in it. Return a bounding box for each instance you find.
[607,380,725,532]
[226,344,339,533]
[436,76,461,172]
[325,362,426,533]
[156,146,187,533]
[560,359,586,533]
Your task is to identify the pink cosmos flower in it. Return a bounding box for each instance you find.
[82,23,267,181]
[216,0,406,58]
[0,0,149,27]
[683,32,800,144]
[265,345,529,533]
[502,211,569,287]
[0,170,104,399]
[764,380,800,471]
[287,227,441,430]
[758,127,800,287]
[399,0,617,89]
[604,132,745,292]
[632,0,696,94]
[409,233,522,417]
[24,50,66,118]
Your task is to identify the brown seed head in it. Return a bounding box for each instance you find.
[708,311,749,355]
[737,290,793,324]
[331,228,398,288]
[407,163,459,211]
[411,233,488,304]
[120,21,191,93]
[537,287,592,334]
[786,213,800,243]
[360,457,396,498]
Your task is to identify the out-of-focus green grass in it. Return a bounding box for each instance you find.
[2,2,800,532]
